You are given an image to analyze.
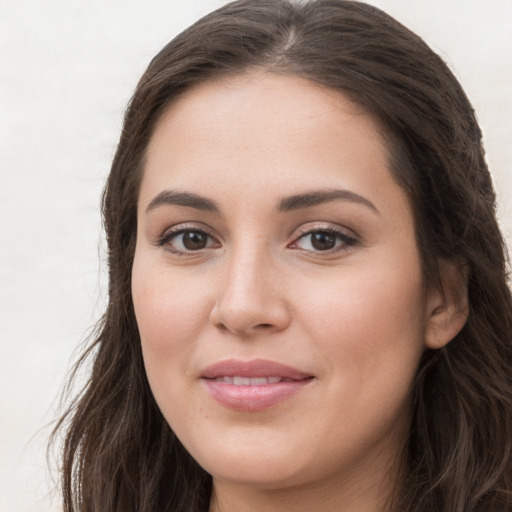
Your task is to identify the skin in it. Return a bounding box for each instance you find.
[132,72,453,511]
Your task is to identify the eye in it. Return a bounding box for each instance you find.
[158,228,220,254]
[290,228,357,252]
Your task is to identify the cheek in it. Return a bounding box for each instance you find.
[131,257,214,394]
[289,260,427,463]
[131,258,213,427]
[296,255,427,383]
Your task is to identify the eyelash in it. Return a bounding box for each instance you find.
[156,224,359,256]
[156,225,219,255]
[289,226,359,253]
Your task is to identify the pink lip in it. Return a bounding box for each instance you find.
[200,359,314,412]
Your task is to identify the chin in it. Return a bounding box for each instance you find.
[182,428,315,488]
[204,458,311,490]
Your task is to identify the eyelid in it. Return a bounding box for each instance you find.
[288,223,359,252]
[155,222,221,253]
[153,221,359,256]
[292,221,359,239]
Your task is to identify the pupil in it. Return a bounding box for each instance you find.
[183,231,207,250]
[311,232,336,251]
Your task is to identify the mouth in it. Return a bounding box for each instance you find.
[211,376,295,385]
[200,358,314,411]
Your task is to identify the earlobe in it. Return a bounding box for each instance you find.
[425,260,469,349]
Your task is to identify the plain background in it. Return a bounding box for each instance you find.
[1,1,511,510]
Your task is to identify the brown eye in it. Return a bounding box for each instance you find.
[310,232,336,251]
[291,228,358,253]
[182,231,209,250]
[159,228,219,254]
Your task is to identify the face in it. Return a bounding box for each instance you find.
[132,73,432,496]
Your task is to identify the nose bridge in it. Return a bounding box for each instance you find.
[210,236,289,335]
[226,238,268,297]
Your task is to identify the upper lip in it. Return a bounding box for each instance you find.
[201,358,313,380]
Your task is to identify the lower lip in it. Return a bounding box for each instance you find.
[201,379,312,411]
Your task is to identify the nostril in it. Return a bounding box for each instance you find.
[209,301,291,335]
[217,322,230,333]
[256,323,274,329]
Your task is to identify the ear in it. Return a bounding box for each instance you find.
[425,259,469,349]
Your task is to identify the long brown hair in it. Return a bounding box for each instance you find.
[51,1,512,510]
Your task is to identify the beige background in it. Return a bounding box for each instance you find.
[1,0,511,510]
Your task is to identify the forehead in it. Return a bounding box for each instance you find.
[149,72,381,151]
[140,71,406,217]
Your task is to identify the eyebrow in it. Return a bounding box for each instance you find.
[146,190,220,213]
[145,188,379,215]
[278,189,379,214]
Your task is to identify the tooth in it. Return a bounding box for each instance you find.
[233,376,251,386]
[250,377,267,386]
[222,376,233,384]
[267,376,282,384]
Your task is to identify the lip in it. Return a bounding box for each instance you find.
[200,358,314,412]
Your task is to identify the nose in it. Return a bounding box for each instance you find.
[209,247,291,336]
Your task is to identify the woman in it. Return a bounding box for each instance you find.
[52,0,512,510]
